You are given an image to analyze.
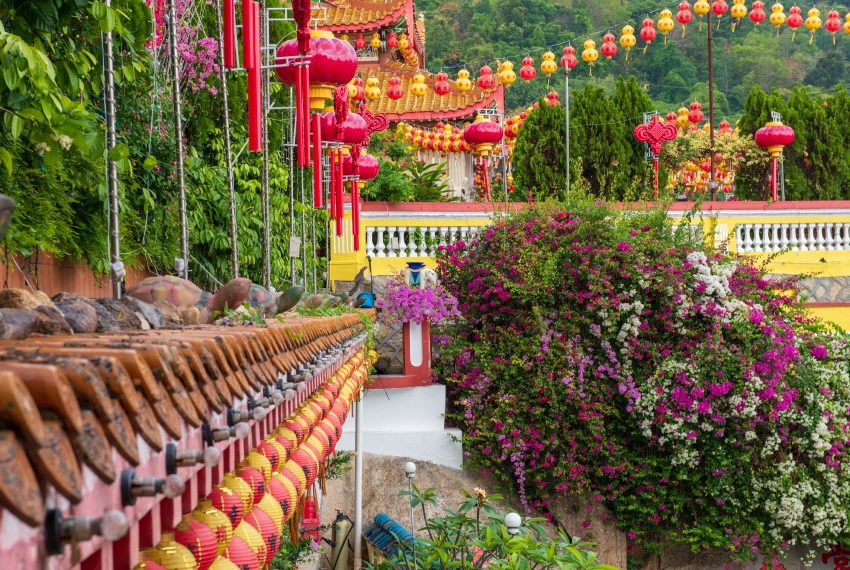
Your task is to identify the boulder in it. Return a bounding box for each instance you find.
[178,306,200,325]
[52,291,85,303]
[55,301,98,334]
[0,289,54,310]
[153,300,183,325]
[92,298,143,330]
[81,299,121,333]
[0,309,39,340]
[34,306,73,336]
[120,296,165,329]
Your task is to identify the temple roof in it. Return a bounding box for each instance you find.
[360,62,505,122]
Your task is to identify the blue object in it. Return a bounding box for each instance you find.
[406,262,426,286]
[357,292,375,308]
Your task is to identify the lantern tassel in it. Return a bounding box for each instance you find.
[625,49,629,62]
[809,33,814,44]
[643,43,648,54]
[699,17,703,32]
[716,17,721,30]
[791,30,796,41]
[664,34,668,45]
[732,21,736,32]
[834,34,837,46]
[682,25,686,38]
[589,64,593,76]
[775,27,779,37]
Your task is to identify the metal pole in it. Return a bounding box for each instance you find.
[565,70,570,195]
[168,0,189,278]
[409,476,416,568]
[707,9,716,202]
[215,0,239,279]
[353,391,364,570]
[261,0,271,289]
[289,87,296,284]
[103,0,122,298]
[780,151,786,201]
[300,165,307,287]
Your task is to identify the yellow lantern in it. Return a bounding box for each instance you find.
[676,106,690,129]
[234,520,267,567]
[370,33,381,50]
[805,8,821,43]
[619,25,636,61]
[245,451,273,485]
[398,33,409,50]
[221,474,254,513]
[340,34,349,42]
[209,557,241,570]
[499,62,516,89]
[258,492,285,534]
[730,0,749,30]
[768,2,785,34]
[581,40,598,76]
[365,77,381,100]
[844,13,850,36]
[540,52,558,83]
[456,69,472,92]
[410,74,427,97]
[658,9,675,43]
[194,499,233,556]
[694,0,711,30]
[147,532,198,570]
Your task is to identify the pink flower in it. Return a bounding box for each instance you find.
[616,242,631,253]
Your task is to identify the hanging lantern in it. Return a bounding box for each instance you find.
[601,34,618,58]
[222,535,259,570]
[269,472,298,520]
[677,106,690,128]
[768,2,785,34]
[844,13,850,36]
[410,74,427,97]
[750,1,766,25]
[499,61,517,88]
[193,499,233,556]
[640,18,656,53]
[147,532,198,570]
[387,31,398,48]
[687,101,704,124]
[546,91,560,106]
[245,451,273,486]
[719,120,733,133]
[620,25,637,60]
[434,71,450,96]
[398,33,410,50]
[561,45,578,71]
[258,493,285,535]
[280,462,305,496]
[456,70,472,92]
[787,4,803,39]
[245,506,279,565]
[540,52,558,82]
[263,438,289,469]
[355,34,366,50]
[173,513,218,570]
[694,0,711,30]
[666,111,678,123]
[133,551,168,570]
[754,119,794,201]
[209,557,240,570]
[658,11,675,43]
[387,76,404,99]
[463,115,503,202]
[370,32,381,50]
[519,57,536,82]
[677,2,694,36]
[826,10,841,43]
[582,39,598,75]
[477,66,495,89]
[364,77,381,100]
[236,464,267,504]
[347,77,365,103]
[208,485,245,530]
[233,521,267,569]
[712,0,728,28]
[221,474,254,514]
[805,8,821,43]
[275,31,358,110]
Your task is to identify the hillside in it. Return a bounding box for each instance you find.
[417,0,850,117]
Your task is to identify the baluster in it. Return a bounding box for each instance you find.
[813,223,823,250]
[418,228,429,256]
[770,225,780,252]
[825,224,835,251]
[787,224,799,251]
[753,224,763,252]
[398,226,408,257]
[734,225,743,253]
[742,224,754,253]
[376,226,387,257]
[388,228,398,258]
[366,226,376,257]
[450,226,458,245]
[428,228,438,255]
[439,227,448,249]
[779,223,789,251]
[844,223,850,250]
[798,223,809,251]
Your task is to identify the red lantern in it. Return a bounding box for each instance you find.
[561,46,578,71]
[755,120,794,201]
[687,101,704,124]
[640,18,656,53]
[826,10,841,43]
[356,152,380,181]
[237,465,267,504]
[279,466,304,497]
[750,1,766,25]
[318,112,367,145]
[719,119,733,133]
[245,506,280,565]
[387,31,398,48]
[290,448,319,487]
[600,34,618,59]
[712,0,728,25]
[208,486,245,530]
[349,77,364,102]
[677,1,693,37]
[464,115,504,202]
[283,417,309,444]
[546,91,560,106]
[275,32,358,109]
[173,514,218,570]
[519,57,536,81]
[222,535,259,570]
[477,66,495,89]
[787,5,803,40]
[355,34,366,50]
[434,71,450,96]
[666,111,678,123]
[387,76,404,100]
[257,441,281,473]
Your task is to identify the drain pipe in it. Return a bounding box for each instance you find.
[353,388,364,569]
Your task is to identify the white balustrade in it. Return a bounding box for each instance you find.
[359,224,486,258]
[733,222,850,252]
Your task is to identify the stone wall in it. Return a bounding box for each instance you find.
[768,274,850,302]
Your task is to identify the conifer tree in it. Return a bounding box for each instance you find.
[610,76,654,185]
[513,99,567,200]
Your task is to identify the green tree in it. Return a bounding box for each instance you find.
[513,99,567,200]
[609,76,654,183]
[804,51,848,89]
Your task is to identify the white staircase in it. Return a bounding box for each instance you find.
[336,384,463,469]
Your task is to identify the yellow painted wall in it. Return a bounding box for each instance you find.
[806,307,850,331]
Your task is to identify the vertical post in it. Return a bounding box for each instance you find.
[780,152,786,201]
[290,87,297,284]
[353,392,364,570]
[168,0,189,278]
[103,0,122,298]
[707,8,716,202]
[215,0,239,279]
[771,157,778,202]
[565,70,570,195]
[261,0,271,289]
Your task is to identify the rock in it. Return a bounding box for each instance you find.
[134,312,151,330]
[92,298,142,330]
[303,294,325,309]
[0,289,54,310]
[153,300,183,325]
[81,299,121,333]
[51,291,85,303]
[178,306,200,326]
[34,306,73,336]
[0,309,40,340]
[55,301,98,334]
[120,296,165,329]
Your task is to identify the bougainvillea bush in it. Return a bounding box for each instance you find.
[434,201,850,565]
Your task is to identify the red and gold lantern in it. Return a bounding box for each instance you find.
[173,513,218,570]
[677,1,694,36]
[601,34,618,58]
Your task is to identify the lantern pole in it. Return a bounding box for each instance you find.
[707,8,717,201]
[261,0,272,290]
[780,150,785,201]
[103,0,123,298]
[168,0,190,279]
[565,68,570,195]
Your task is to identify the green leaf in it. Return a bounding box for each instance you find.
[0,148,12,176]
[108,143,130,161]
[24,0,59,32]
[10,115,22,139]
[143,155,158,172]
